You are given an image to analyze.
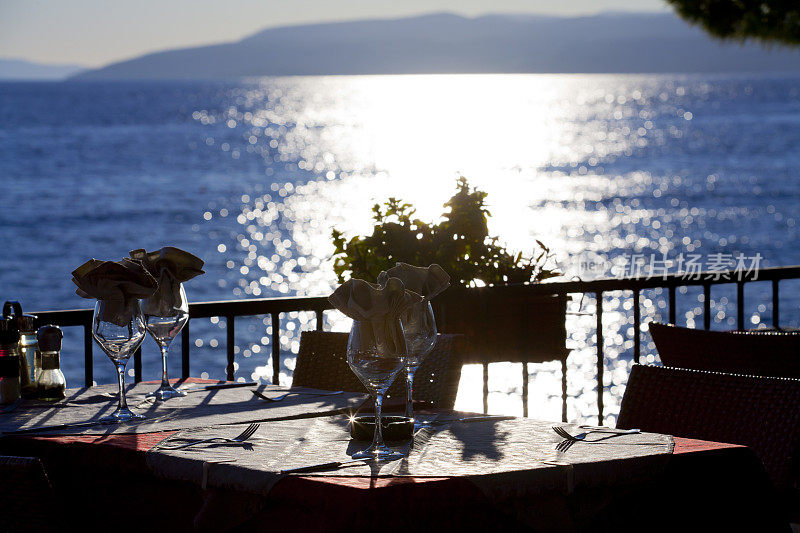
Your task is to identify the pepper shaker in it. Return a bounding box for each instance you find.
[35,325,66,401]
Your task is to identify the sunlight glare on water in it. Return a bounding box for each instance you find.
[226,75,601,274]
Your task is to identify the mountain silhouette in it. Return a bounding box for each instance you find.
[0,58,85,80]
[73,12,800,80]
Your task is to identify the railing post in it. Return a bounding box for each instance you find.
[633,290,641,364]
[595,292,604,426]
[84,322,93,387]
[133,347,142,383]
[483,361,489,415]
[181,320,190,379]
[522,360,528,418]
[315,309,324,331]
[703,284,711,330]
[561,359,568,423]
[668,286,676,324]
[772,279,780,328]
[271,313,280,385]
[737,281,745,331]
[226,316,235,381]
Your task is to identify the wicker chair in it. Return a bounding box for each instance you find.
[649,322,800,378]
[617,364,800,490]
[292,331,465,409]
[0,456,56,532]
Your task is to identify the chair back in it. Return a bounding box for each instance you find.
[649,322,800,378]
[292,331,361,393]
[0,456,55,531]
[617,364,800,488]
[293,331,465,409]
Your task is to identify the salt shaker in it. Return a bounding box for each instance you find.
[0,317,21,404]
[3,301,38,398]
[35,326,66,401]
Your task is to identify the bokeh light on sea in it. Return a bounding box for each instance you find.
[1,74,799,424]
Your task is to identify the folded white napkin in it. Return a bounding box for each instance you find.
[328,278,423,357]
[377,263,450,300]
[72,259,158,326]
[129,247,204,317]
[329,277,422,321]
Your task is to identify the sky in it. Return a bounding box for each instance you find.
[0,0,669,68]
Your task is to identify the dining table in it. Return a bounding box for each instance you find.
[0,378,790,532]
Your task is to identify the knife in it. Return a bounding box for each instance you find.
[178,382,258,393]
[280,458,370,474]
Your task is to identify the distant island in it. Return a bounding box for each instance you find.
[0,58,85,80]
[73,12,800,80]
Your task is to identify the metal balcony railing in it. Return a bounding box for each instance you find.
[32,265,800,424]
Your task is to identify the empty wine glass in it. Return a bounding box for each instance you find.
[92,300,147,423]
[347,318,407,460]
[401,301,437,422]
[143,283,189,400]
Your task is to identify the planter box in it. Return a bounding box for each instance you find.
[432,286,569,365]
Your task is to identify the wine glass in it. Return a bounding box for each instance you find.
[400,301,437,422]
[347,318,407,460]
[143,283,189,400]
[92,300,147,423]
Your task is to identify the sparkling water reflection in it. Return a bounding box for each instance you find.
[1,75,799,424]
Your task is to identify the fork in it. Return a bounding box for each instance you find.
[251,389,344,402]
[552,426,587,452]
[552,425,640,442]
[552,425,580,441]
[166,423,260,450]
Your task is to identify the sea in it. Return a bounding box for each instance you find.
[1,74,799,424]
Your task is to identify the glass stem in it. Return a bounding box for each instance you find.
[372,392,385,452]
[115,362,127,411]
[160,345,170,387]
[405,368,415,420]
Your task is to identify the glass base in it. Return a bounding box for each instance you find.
[146,383,187,401]
[99,407,145,423]
[351,444,405,460]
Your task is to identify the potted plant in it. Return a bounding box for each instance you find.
[331,177,568,365]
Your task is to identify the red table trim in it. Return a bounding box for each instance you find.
[672,436,744,454]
